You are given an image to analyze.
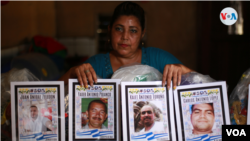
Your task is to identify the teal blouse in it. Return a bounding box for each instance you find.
[84,47,182,78]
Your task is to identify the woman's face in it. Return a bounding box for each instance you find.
[110,15,145,57]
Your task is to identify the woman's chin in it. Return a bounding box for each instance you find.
[114,50,130,56]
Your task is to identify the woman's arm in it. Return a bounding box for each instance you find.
[162,64,193,90]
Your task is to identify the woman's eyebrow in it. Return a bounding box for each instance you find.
[129,26,137,28]
[115,24,124,27]
[115,24,138,29]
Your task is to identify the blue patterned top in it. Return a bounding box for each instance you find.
[84,47,182,78]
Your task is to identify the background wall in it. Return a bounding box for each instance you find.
[1,1,56,48]
[1,1,198,70]
[1,0,250,108]
[55,1,198,70]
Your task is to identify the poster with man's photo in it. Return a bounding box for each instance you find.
[173,81,230,141]
[68,79,121,141]
[247,84,250,124]
[121,81,177,141]
[11,81,65,141]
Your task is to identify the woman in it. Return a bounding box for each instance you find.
[59,2,193,90]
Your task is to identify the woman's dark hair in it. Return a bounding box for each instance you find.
[110,1,145,31]
[104,2,145,52]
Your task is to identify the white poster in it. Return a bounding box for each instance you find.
[121,81,176,141]
[68,79,121,141]
[11,81,65,141]
[174,81,230,141]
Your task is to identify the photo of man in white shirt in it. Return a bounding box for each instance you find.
[24,105,57,134]
[139,103,164,133]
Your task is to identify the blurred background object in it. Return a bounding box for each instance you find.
[228,1,243,35]
[1,68,39,141]
[229,68,250,125]
[11,53,60,80]
[1,1,250,92]
[1,1,9,6]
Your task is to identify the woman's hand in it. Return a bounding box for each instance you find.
[162,64,193,90]
[59,63,97,88]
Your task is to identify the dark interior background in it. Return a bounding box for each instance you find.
[197,1,250,94]
[1,1,250,95]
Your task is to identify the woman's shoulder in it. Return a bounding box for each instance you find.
[85,53,109,63]
[144,46,168,52]
[142,46,182,65]
[84,53,110,78]
[89,53,108,59]
[143,47,173,56]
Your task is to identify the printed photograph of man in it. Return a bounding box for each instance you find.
[82,99,108,129]
[133,101,164,133]
[190,103,215,135]
[24,105,57,134]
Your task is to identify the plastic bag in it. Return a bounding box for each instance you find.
[229,68,250,125]
[1,68,39,141]
[2,68,39,92]
[180,72,216,85]
[111,64,162,82]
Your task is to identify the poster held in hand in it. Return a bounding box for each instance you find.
[173,81,230,141]
[121,81,176,141]
[247,84,250,124]
[11,81,65,141]
[68,79,121,141]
